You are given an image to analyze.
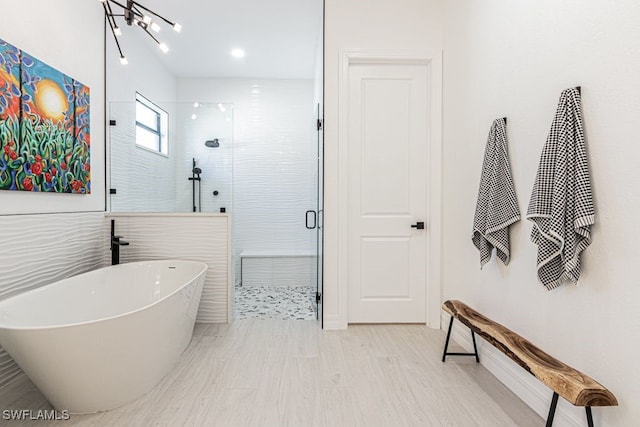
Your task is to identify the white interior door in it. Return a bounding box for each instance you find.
[347,62,428,323]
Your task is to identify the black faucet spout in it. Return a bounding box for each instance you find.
[110,220,129,265]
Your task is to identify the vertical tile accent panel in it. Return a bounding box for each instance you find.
[0,212,109,389]
[107,214,230,323]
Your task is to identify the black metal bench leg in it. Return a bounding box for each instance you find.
[471,330,480,363]
[442,316,481,363]
[546,392,559,427]
[442,316,454,362]
[586,407,594,427]
[546,393,595,427]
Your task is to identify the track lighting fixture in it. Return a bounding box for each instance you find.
[99,0,181,65]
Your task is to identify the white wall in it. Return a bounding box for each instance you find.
[106,24,178,104]
[323,0,444,329]
[106,24,178,212]
[0,0,105,214]
[178,78,317,283]
[442,1,640,425]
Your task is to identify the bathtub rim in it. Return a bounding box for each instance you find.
[0,259,208,331]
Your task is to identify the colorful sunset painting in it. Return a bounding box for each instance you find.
[0,37,90,194]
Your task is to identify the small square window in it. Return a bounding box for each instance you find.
[135,93,168,156]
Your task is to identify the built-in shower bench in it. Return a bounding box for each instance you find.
[238,250,316,286]
[441,300,617,427]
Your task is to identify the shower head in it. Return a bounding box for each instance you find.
[205,139,220,148]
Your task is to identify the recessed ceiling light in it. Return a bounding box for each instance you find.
[230,48,245,59]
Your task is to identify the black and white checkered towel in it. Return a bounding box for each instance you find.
[472,118,521,267]
[526,87,594,290]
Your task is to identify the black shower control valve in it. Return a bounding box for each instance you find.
[213,191,219,196]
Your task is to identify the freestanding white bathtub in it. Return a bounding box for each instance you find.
[0,260,207,414]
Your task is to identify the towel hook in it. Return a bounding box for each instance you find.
[575,86,581,95]
[503,117,507,125]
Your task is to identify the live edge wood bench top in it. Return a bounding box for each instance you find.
[442,300,617,408]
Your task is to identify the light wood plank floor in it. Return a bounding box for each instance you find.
[0,320,542,426]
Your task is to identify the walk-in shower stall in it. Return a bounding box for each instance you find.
[108,93,322,322]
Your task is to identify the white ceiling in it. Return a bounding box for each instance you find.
[121,0,323,79]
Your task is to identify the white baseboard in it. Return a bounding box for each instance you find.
[441,312,585,427]
[323,315,347,330]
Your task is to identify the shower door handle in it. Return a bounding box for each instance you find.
[306,210,317,229]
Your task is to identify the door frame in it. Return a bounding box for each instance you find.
[336,48,442,329]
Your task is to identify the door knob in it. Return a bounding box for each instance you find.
[411,222,425,230]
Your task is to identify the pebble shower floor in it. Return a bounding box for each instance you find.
[233,285,316,320]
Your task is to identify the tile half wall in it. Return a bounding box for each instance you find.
[106,213,231,323]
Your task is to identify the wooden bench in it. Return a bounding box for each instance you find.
[441,300,617,427]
